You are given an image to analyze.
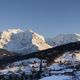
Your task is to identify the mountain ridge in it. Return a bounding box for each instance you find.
[0,29,51,55]
[46,33,80,46]
[1,28,80,55]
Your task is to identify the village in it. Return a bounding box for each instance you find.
[0,55,80,80]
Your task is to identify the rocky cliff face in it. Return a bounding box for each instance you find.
[0,29,51,55]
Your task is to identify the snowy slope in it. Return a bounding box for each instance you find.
[46,33,80,46]
[40,75,71,80]
[0,29,51,55]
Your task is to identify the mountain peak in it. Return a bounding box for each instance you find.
[26,29,33,33]
[7,28,23,33]
[0,28,51,54]
[46,33,80,46]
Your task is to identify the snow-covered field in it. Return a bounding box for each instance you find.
[0,56,80,80]
[40,75,72,80]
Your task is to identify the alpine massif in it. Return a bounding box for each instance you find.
[0,29,51,55]
[0,29,80,80]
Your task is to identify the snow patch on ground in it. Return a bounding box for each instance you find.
[40,75,71,80]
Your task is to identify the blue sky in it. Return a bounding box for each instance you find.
[0,0,80,37]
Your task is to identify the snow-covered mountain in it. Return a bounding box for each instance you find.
[46,33,80,47]
[1,29,80,80]
[0,28,80,56]
[0,29,51,55]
